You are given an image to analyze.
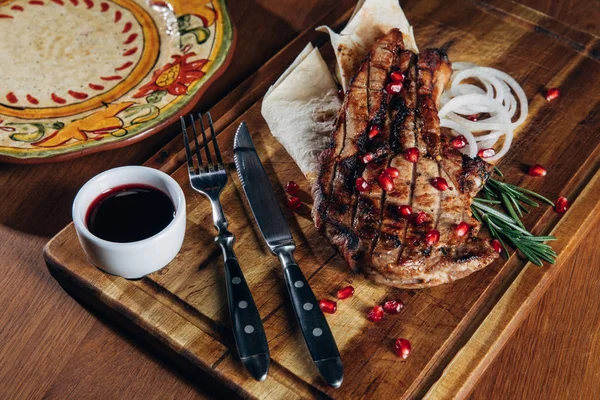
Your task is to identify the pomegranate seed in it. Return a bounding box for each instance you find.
[545,87,560,101]
[528,164,547,177]
[467,114,479,122]
[491,239,502,253]
[383,300,404,314]
[555,196,569,213]
[398,205,412,218]
[319,299,337,314]
[383,167,400,178]
[405,147,419,163]
[431,177,449,191]
[394,338,411,359]
[355,177,370,192]
[425,230,440,246]
[337,88,344,101]
[455,222,470,237]
[287,196,301,210]
[337,285,355,300]
[415,211,428,225]
[368,305,384,322]
[450,135,467,149]
[477,148,496,158]
[361,153,375,164]
[285,181,299,195]
[390,71,404,82]
[378,173,394,191]
[386,82,403,94]
[368,125,380,139]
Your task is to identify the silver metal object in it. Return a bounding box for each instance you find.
[181,113,269,382]
[233,122,343,388]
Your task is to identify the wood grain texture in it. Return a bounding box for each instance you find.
[469,219,600,399]
[0,1,354,399]
[1,0,599,399]
[44,0,600,396]
[424,171,600,399]
[509,0,600,37]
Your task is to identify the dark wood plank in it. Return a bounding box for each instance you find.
[469,218,600,399]
[510,0,600,36]
[0,0,352,398]
[44,0,600,396]
[2,1,600,399]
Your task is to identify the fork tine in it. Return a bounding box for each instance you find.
[180,116,195,174]
[189,114,203,168]
[198,114,213,165]
[206,112,223,165]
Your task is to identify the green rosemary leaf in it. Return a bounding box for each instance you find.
[489,180,540,207]
[472,202,520,225]
[519,235,557,242]
[505,184,555,206]
[517,245,543,266]
[527,246,557,263]
[475,167,556,266]
[508,193,524,219]
[471,206,483,223]
[493,166,504,177]
[473,198,502,204]
[501,193,526,229]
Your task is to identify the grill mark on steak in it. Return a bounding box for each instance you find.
[371,51,417,269]
[349,29,405,268]
[419,50,451,242]
[352,46,407,267]
[317,29,404,269]
[314,31,499,287]
[398,51,443,265]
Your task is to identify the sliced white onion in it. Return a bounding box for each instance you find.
[439,64,528,162]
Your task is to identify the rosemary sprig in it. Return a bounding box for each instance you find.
[472,175,557,266]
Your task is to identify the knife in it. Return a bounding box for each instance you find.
[233,122,343,388]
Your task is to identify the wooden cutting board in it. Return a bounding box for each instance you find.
[44,0,600,398]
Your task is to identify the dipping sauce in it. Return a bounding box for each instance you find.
[86,184,175,243]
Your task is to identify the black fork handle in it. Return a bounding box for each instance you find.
[216,234,270,381]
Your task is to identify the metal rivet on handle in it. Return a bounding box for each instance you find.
[303,303,313,311]
[238,300,248,309]
[312,328,323,337]
[294,281,304,288]
[232,277,241,284]
[244,325,254,334]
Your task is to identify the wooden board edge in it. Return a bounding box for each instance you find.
[423,169,600,399]
[43,238,328,399]
[471,0,599,61]
[42,247,240,399]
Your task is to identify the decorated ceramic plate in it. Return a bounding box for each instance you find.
[0,0,234,163]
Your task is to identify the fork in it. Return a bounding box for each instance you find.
[181,113,270,382]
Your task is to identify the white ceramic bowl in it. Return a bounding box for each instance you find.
[72,166,186,279]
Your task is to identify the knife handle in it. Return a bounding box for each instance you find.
[277,248,344,388]
[216,235,270,381]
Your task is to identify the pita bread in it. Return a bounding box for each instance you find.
[317,0,418,90]
[261,44,341,184]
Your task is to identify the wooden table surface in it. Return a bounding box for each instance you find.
[0,1,598,399]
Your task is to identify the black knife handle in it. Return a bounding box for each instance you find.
[277,248,343,388]
[216,236,270,381]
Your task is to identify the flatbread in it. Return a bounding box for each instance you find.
[317,0,418,90]
[262,0,418,183]
[261,44,341,184]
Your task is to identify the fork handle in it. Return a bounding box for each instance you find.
[215,234,270,381]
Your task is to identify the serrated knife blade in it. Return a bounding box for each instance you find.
[233,122,343,388]
[233,122,294,252]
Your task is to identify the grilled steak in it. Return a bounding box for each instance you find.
[314,29,498,288]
